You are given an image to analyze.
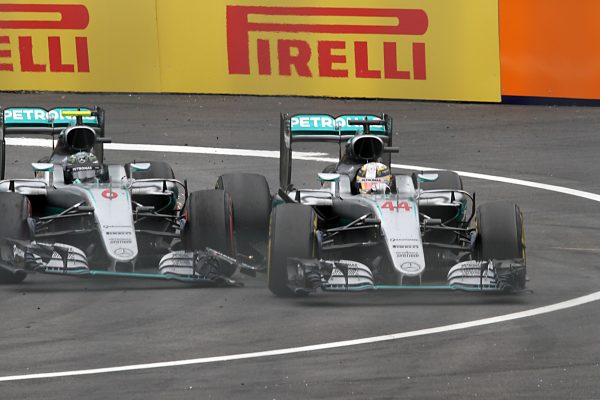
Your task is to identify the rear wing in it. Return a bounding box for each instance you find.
[0,107,106,179]
[279,113,393,190]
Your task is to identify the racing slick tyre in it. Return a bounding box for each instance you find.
[215,173,271,252]
[474,202,525,261]
[0,192,31,284]
[183,190,236,276]
[268,204,317,297]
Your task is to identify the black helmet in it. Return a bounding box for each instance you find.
[64,151,102,183]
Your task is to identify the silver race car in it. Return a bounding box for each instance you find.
[267,113,527,296]
[0,107,264,286]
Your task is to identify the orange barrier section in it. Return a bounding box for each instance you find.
[500,0,600,99]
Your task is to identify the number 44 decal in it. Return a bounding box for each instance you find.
[381,201,412,212]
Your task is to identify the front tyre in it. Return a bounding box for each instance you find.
[474,202,525,262]
[268,204,317,297]
[0,192,31,284]
[183,190,236,276]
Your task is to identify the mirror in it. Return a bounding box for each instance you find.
[417,173,439,183]
[130,162,151,172]
[317,173,340,182]
[31,163,54,172]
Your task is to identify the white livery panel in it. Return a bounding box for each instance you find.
[371,196,426,277]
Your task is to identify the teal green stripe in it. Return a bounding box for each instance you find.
[42,269,214,284]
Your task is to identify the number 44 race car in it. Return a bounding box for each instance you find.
[0,107,269,286]
[267,113,527,296]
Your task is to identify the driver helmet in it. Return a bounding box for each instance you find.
[64,151,102,183]
[356,162,392,194]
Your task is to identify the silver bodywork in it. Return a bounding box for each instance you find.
[0,162,244,283]
[283,172,522,292]
[274,112,526,294]
[0,107,248,285]
[1,165,145,270]
[290,173,467,281]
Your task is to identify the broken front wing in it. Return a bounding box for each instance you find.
[0,241,260,287]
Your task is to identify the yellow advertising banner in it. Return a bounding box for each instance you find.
[0,0,161,92]
[158,0,501,102]
[0,0,500,101]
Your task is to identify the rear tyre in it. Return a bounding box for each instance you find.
[215,173,270,252]
[268,204,317,297]
[0,192,31,284]
[183,190,236,276]
[474,202,525,261]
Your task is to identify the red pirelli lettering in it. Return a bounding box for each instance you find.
[354,41,381,79]
[278,40,311,77]
[256,39,271,75]
[0,4,89,29]
[318,41,347,78]
[227,6,428,76]
[383,42,410,79]
[49,36,74,72]
[75,37,89,72]
[18,36,45,72]
[0,35,11,71]
[0,5,91,73]
[412,42,426,80]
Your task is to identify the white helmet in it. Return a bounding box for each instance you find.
[356,162,392,194]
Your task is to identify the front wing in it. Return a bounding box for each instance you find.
[0,241,256,287]
[286,258,527,295]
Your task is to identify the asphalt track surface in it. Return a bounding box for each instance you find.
[1,93,600,399]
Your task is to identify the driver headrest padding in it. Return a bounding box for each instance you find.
[64,126,96,152]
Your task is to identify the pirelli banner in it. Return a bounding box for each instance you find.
[159,0,501,102]
[0,0,501,101]
[0,0,161,92]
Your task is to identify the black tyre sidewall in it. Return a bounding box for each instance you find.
[0,192,31,284]
[475,202,524,261]
[268,204,316,297]
[215,173,270,247]
[183,190,235,274]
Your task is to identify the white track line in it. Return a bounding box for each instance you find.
[2,137,600,383]
[2,291,599,382]
[5,137,329,160]
[9,137,598,201]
